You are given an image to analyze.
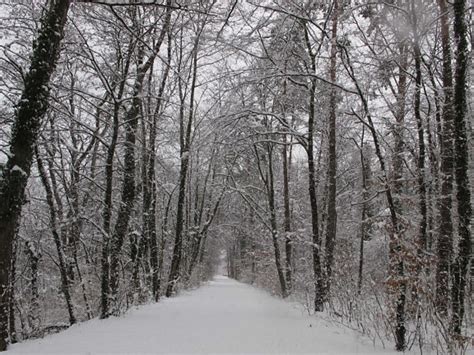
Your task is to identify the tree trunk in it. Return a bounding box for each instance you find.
[165,108,190,296]
[303,23,324,312]
[451,0,472,335]
[100,57,132,318]
[256,144,288,298]
[323,0,339,303]
[386,43,408,353]
[0,1,70,350]
[146,37,171,301]
[268,148,288,298]
[282,133,293,292]
[357,129,370,295]
[109,57,146,312]
[100,99,121,319]
[469,4,474,299]
[435,0,455,318]
[158,189,174,297]
[166,43,198,297]
[25,241,40,336]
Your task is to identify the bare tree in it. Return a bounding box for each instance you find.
[0,1,71,350]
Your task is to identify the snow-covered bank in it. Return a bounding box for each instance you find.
[8,276,417,354]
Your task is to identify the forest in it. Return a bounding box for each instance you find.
[0,0,472,353]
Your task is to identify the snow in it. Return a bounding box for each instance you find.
[10,165,26,176]
[8,276,411,354]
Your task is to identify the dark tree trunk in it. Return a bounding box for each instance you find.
[388,43,408,353]
[157,189,174,297]
[307,127,323,311]
[357,129,370,295]
[25,241,40,336]
[100,55,132,318]
[165,110,190,296]
[166,43,198,297]
[0,1,70,350]
[303,23,324,312]
[100,100,121,319]
[323,0,339,303]
[282,133,292,292]
[109,60,146,312]
[267,146,288,298]
[146,37,171,302]
[451,0,472,335]
[435,0,455,318]
[255,143,288,298]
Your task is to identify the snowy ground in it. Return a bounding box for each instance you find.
[8,275,415,354]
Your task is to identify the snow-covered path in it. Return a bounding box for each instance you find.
[9,276,402,354]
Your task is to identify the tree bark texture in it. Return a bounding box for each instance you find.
[435,0,455,318]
